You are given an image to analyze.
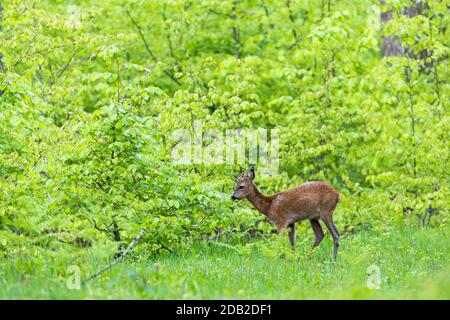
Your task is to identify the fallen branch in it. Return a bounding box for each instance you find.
[83,228,146,283]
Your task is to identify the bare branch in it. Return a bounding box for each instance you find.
[286,0,297,40]
[83,228,146,283]
[231,1,241,60]
[125,8,181,85]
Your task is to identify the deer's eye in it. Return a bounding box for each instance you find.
[239,186,245,189]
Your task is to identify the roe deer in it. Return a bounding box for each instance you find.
[231,167,340,259]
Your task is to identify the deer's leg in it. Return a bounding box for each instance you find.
[309,219,324,250]
[321,216,340,260]
[288,223,296,251]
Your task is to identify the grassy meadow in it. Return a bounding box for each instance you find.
[1,225,448,299]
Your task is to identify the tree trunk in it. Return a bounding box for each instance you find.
[380,6,404,57]
[380,0,428,58]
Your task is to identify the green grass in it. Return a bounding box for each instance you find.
[1,226,449,299]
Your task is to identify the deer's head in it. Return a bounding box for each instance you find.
[231,166,255,200]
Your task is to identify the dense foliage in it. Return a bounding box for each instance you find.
[0,0,448,264]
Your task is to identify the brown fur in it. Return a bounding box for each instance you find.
[232,167,340,259]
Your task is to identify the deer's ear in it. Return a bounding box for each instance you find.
[249,166,255,180]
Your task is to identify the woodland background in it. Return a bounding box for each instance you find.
[0,0,448,299]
